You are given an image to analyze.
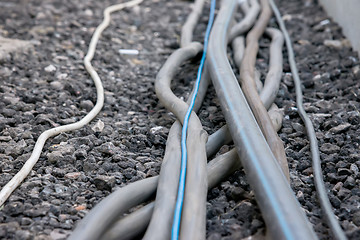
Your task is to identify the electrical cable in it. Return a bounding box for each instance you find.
[145,0,213,236]
[232,32,284,132]
[104,202,155,240]
[232,36,246,67]
[232,26,284,110]
[96,20,285,237]
[207,0,317,238]
[269,0,347,239]
[228,0,260,42]
[172,0,216,239]
[143,50,210,240]
[71,117,233,240]
[72,4,284,235]
[154,42,209,240]
[68,176,158,240]
[181,0,206,47]
[145,16,285,236]
[239,0,250,13]
[0,0,144,207]
[260,27,284,110]
[238,0,289,180]
[268,103,283,132]
[72,111,237,240]
[102,148,241,240]
[101,201,155,240]
[146,0,218,235]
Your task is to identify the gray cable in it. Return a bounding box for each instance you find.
[143,62,210,240]
[269,0,347,239]
[72,121,235,240]
[207,0,317,238]
[228,0,260,42]
[145,0,212,235]
[102,148,241,240]
[155,42,208,240]
[181,0,206,47]
[103,202,155,240]
[232,27,285,111]
[237,0,289,180]
[69,176,158,240]
[260,27,284,110]
[268,103,283,132]
[232,32,284,133]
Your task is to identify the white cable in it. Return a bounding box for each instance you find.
[0,0,144,207]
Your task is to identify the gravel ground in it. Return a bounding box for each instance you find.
[0,0,359,239]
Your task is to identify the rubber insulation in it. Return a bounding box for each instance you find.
[269,0,347,239]
[238,0,289,180]
[172,0,216,238]
[0,0,144,207]
[207,0,317,238]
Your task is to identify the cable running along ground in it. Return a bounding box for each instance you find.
[171,0,216,239]
[269,0,347,239]
[0,0,143,207]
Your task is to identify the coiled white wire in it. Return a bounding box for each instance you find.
[0,0,144,207]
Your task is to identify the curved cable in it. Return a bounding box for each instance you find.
[171,0,216,239]
[144,46,210,239]
[181,0,206,47]
[238,0,289,180]
[228,0,260,42]
[269,1,347,240]
[69,176,158,240]
[155,42,208,240]
[260,27,284,110]
[207,0,317,238]
[102,149,242,240]
[0,0,144,207]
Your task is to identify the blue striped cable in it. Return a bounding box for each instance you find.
[171,0,216,239]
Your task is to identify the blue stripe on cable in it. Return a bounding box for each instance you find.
[171,0,217,239]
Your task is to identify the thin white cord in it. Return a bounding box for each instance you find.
[0,0,144,207]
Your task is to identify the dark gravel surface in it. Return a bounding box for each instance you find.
[0,0,359,239]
